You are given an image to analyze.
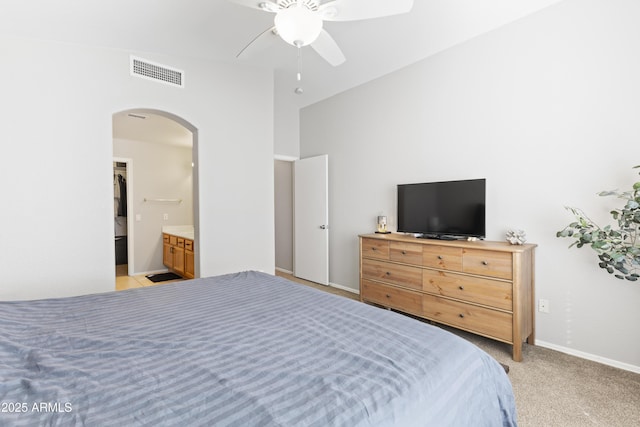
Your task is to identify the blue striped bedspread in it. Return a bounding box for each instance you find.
[0,271,516,426]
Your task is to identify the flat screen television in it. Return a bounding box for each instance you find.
[397,178,486,240]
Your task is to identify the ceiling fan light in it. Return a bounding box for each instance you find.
[274,6,323,46]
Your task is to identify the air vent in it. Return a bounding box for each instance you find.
[130,56,184,88]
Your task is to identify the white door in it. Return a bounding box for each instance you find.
[294,155,329,285]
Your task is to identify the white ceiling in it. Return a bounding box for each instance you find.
[2,0,563,142]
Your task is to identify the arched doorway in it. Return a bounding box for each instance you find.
[112,109,199,286]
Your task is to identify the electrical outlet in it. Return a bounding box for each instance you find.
[163,213,169,221]
[538,299,550,313]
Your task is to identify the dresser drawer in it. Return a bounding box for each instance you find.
[361,238,389,260]
[361,258,422,290]
[423,294,513,342]
[422,245,463,271]
[185,239,193,251]
[362,280,422,315]
[423,269,513,311]
[389,241,422,265]
[463,249,513,280]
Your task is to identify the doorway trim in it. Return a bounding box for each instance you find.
[274,155,297,274]
[113,157,134,274]
[112,108,200,279]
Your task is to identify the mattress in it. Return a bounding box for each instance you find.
[0,271,516,426]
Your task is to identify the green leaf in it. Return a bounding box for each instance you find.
[616,265,629,274]
[558,229,572,237]
[611,253,626,263]
[591,240,603,248]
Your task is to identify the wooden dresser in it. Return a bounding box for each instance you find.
[359,233,536,361]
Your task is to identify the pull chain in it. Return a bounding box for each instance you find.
[295,42,303,94]
[297,45,302,82]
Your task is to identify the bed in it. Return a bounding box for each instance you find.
[0,271,516,426]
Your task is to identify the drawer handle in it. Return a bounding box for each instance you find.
[482,260,489,266]
[437,255,443,260]
[385,272,391,276]
[402,250,406,255]
[386,294,391,298]
[458,285,464,290]
[459,313,465,318]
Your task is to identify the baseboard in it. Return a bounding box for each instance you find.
[329,281,359,295]
[275,267,293,275]
[277,267,359,295]
[535,339,640,374]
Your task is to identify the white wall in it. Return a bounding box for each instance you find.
[0,35,274,300]
[113,138,193,275]
[274,70,300,158]
[300,0,640,370]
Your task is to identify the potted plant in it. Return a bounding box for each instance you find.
[556,165,640,281]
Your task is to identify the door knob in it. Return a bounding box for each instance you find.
[319,225,328,229]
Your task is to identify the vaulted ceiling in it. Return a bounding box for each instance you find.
[2,0,563,108]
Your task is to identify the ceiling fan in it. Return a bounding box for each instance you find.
[229,0,415,67]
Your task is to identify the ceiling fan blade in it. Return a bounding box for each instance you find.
[320,0,414,22]
[310,29,346,66]
[236,26,277,58]
[227,0,278,13]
